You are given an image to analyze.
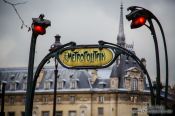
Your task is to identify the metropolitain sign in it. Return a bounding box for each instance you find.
[58,46,115,69]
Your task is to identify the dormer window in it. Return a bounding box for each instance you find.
[70,78,79,89]
[44,79,53,90]
[131,78,138,91]
[70,81,77,89]
[44,81,51,90]
[98,81,106,88]
[57,80,65,89]
[10,82,15,90]
[69,74,79,89]
[44,82,49,90]
[10,82,18,91]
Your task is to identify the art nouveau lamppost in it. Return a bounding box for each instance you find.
[126,6,169,107]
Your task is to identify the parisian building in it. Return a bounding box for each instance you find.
[0,4,151,116]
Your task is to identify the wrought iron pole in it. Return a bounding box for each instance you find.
[148,19,161,105]
[53,58,58,116]
[25,32,38,116]
[126,6,168,107]
[153,17,169,108]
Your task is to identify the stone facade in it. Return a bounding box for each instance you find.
[2,90,150,116]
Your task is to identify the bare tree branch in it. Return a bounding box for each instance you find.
[2,0,31,31]
[14,1,27,5]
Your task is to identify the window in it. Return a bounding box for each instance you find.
[69,111,76,116]
[42,111,49,116]
[130,96,137,103]
[43,96,48,103]
[56,111,63,116]
[8,112,15,116]
[98,107,104,116]
[131,78,138,91]
[70,96,75,103]
[70,81,77,89]
[99,84,104,89]
[10,82,16,91]
[134,96,137,103]
[9,96,15,104]
[98,96,104,103]
[44,82,50,90]
[98,82,106,89]
[57,81,64,89]
[132,108,138,116]
[56,96,61,103]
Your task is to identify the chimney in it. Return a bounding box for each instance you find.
[49,34,62,51]
[91,70,98,84]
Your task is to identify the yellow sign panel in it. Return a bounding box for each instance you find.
[59,48,113,67]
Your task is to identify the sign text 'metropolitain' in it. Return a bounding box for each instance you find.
[58,48,113,68]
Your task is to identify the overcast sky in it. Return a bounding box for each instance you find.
[0,0,175,86]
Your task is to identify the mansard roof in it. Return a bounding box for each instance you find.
[0,67,92,91]
[92,78,110,88]
[110,55,139,77]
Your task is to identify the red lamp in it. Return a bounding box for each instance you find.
[33,25,46,35]
[131,16,146,29]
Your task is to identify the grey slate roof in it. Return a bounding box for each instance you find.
[92,78,110,88]
[110,54,140,88]
[0,67,93,91]
[0,68,28,91]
